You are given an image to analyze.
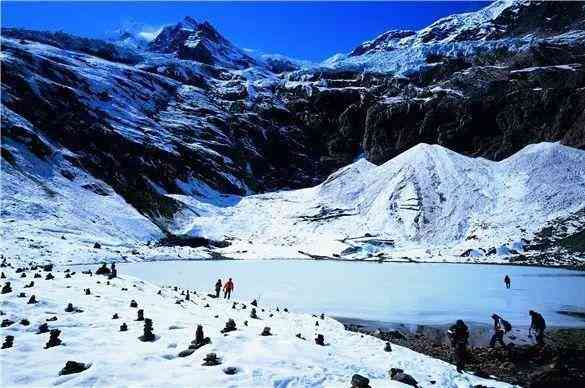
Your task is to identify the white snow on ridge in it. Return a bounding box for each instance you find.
[179,142,585,260]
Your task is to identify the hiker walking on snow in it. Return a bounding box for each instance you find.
[504,275,511,289]
[223,278,234,299]
[214,279,222,298]
[489,314,507,348]
[448,320,469,373]
[529,310,546,346]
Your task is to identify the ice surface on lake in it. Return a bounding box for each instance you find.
[120,260,585,327]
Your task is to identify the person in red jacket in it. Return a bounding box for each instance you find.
[223,278,234,299]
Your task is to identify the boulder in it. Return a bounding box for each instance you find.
[59,361,90,375]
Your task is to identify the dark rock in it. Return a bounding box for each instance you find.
[45,329,62,348]
[315,334,325,346]
[24,281,34,288]
[296,333,306,340]
[95,263,110,275]
[18,292,26,298]
[120,323,128,332]
[390,368,419,387]
[94,242,102,249]
[2,335,14,349]
[260,327,272,336]
[112,313,119,319]
[202,352,222,366]
[351,374,371,388]
[384,342,392,352]
[136,309,144,321]
[1,282,12,294]
[223,366,239,375]
[138,318,156,342]
[20,319,30,326]
[221,319,237,334]
[250,308,259,319]
[188,324,211,350]
[251,299,258,307]
[37,323,49,334]
[46,316,57,321]
[130,300,138,308]
[1,319,15,328]
[45,273,54,280]
[59,361,90,375]
[34,273,41,278]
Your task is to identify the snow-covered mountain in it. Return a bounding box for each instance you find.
[147,16,258,69]
[326,0,585,73]
[1,1,584,264]
[173,142,585,262]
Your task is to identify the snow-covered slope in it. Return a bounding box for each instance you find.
[176,142,585,261]
[325,0,585,74]
[0,264,512,387]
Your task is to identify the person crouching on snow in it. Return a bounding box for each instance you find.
[223,278,234,299]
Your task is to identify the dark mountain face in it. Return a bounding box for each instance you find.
[147,17,257,68]
[2,1,585,230]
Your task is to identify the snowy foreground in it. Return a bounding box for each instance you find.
[0,263,513,388]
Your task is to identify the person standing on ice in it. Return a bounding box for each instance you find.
[504,275,511,289]
[529,310,546,346]
[448,320,469,373]
[214,279,222,298]
[489,314,506,348]
[223,278,234,299]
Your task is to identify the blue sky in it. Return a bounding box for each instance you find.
[1,1,488,61]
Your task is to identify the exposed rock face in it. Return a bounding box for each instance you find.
[1,0,584,243]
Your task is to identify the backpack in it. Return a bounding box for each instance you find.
[501,319,512,333]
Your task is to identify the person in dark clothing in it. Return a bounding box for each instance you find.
[529,310,546,346]
[214,279,222,298]
[489,314,506,348]
[223,278,234,299]
[448,320,469,373]
[504,275,511,289]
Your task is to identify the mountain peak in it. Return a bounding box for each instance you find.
[147,17,256,68]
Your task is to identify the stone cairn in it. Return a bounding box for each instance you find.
[45,273,55,280]
[112,313,119,319]
[351,374,371,388]
[138,318,156,342]
[202,353,221,366]
[136,309,144,321]
[315,334,325,346]
[34,273,42,279]
[18,292,26,298]
[260,327,272,336]
[2,335,14,349]
[1,282,12,294]
[250,308,259,319]
[45,329,62,348]
[109,263,117,279]
[120,323,128,332]
[0,272,5,279]
[251,299,258,307]
[220,319,237,334]
[37,323,49,334]
[185,291,190,301]
[130,300,138,308]
[384,342,392,352]
[178,324,211,357]
[84,288,91,295]
[20,272,26,278]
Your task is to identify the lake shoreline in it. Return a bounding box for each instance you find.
[342,319,585,387]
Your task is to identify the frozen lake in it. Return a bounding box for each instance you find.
[117,260,585,328]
